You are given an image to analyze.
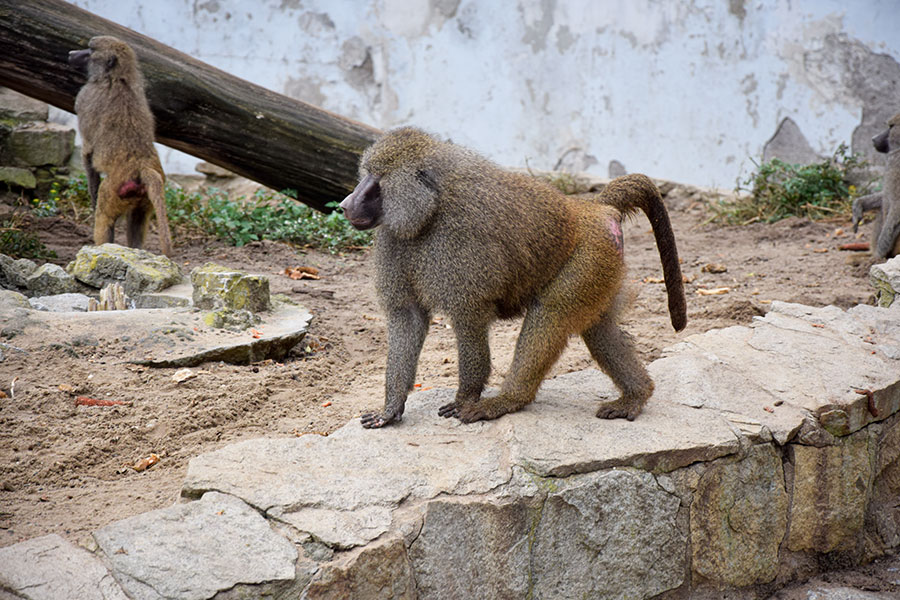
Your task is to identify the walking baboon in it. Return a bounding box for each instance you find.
[69,36,172,256]
[852,112,900,259]
[340,127,686,428]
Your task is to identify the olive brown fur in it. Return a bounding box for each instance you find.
[341,127,687,428]
[69,36,173,256]
[852,112,900,259]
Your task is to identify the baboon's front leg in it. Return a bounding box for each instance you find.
[361,303,430,428]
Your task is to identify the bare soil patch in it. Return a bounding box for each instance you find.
[0,187,879,552]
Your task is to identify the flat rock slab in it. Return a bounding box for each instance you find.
[0,534,127,600]
[94,491,298,600]
[3,301,900,599]
[0,300,311,367]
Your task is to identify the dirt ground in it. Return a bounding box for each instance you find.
[0,182,884,568]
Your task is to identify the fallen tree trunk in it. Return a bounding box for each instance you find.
[0,0,381,211]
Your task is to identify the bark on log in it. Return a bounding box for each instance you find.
[0,0,381,211]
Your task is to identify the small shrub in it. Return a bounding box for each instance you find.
[710,144,873,224]
[0,216,57,259]
[164,185,372,252]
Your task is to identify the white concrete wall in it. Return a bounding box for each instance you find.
[56,0,900,188]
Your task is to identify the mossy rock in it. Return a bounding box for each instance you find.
[190,263,270,313]
[67,244,183,296]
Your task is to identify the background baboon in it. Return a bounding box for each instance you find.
[69,36,172,256]
[340,127,686,428]
[852,112,900,259]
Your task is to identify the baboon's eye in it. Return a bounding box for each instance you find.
[106,55,118,70]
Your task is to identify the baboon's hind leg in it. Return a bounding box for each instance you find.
[582,314,654,421]
[126,199,151,250]
[92,180,118,246]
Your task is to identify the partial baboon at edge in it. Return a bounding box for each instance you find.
[69,35,172,256]
[852,112,900,259]
[340,127,687,428]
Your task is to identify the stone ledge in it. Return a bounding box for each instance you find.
[2,300,899,599]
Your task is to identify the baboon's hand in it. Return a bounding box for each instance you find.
[851,198,863,233]
[437,401,460,418]
[360,411,401,429]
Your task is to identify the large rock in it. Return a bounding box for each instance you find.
[191,262,271,313]
[530,469,685,599]
[0,86,48,121]
[870,256,900,308]
[4,121,74,167]
[25,263,79,295]
[0,289,30,309]
[304,537,416,600]
[787,430,873,553]
[67,244,183,296]
[0,534,127,600]
[28,292,92,312]
[690,443,788,587]
[93,491,298,600]
[410,498,533,599]
[0,165,36,188]
[1,255,37,287]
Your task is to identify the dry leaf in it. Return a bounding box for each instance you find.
[642,277,665,284]
[702,263,727,273]
[696,287,730,296]
[132,454,160,472]
[813,247,829,253]
[284,266,321,280]
[838,242,869,251]
[172,368,197,383]
[321,401,332,408]
[58,384,74,393]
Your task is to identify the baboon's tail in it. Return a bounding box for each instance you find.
[599,174,687,331]
[141,166,172,257]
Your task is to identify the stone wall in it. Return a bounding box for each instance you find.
[3,299,897,599]
[0,87,75,199]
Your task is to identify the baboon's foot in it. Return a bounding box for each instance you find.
[455,396,527,423]
[596,396,645,421]
[361,410,401,429]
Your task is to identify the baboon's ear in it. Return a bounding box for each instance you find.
[416,169,438,192]
[106,54,118,71]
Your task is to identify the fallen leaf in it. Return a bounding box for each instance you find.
[284,266,321,280]
[250,329,263,339]
[642,277,665,284]
[696,287,730,296]
[172,368,197,384]
[75,396,129,407]
[132,454,160,472]
[833,228,845,237]
[763,406,775,413]
[838,242,870,251]
[702,263,727,273]
[682,273,697,283]
[811,323,825,328]
[321,401,332,408]
[813,247,829,253]
[58,384,74,393]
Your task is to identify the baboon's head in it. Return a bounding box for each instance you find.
[69,36,139,82]
[873,112,900,154]
[340,128,442,238]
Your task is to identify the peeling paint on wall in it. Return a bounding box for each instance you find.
[57,0,900,188]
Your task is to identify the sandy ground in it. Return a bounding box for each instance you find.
[0,183,883,571]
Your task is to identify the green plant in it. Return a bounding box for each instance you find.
[37,174,92,223]
[164,185,372,252]
[0,216,57,259]
[710,144,873,224]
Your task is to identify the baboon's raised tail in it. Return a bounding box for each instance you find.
[598,174,687,332]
